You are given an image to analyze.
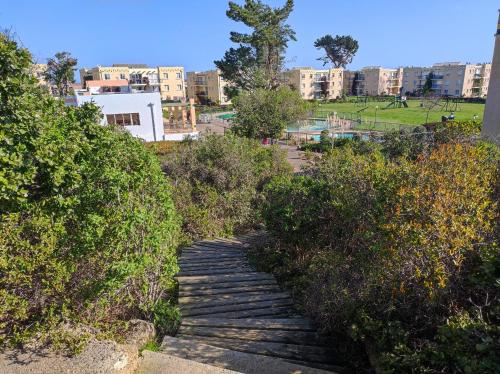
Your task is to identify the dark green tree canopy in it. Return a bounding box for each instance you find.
[44,51,77,97]
[232,86,307,139]
[314,34,359,68]
[423,71,435,95]
[215,0,296,94]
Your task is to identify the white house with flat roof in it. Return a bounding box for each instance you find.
[69,84,199,142]
[75,92,165,142]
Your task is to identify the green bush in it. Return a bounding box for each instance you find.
[0,33,180,346]
[262,140,499,372]
[162,134,291,240]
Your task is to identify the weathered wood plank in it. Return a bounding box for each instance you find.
[177,272,274,285]
[182,298,293,317]
[177,267,254,277]
[179,326,326,346]
[179,283,281,297]
[179,261,249,271]
[186,306,293,319]
[179,279,278,293]
[179,253,246,262]
[181,318,315,331]
[176,335,336,364]
[178,258,246,266]
[180,292,291,309]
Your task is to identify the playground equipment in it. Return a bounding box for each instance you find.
[354,96,368,106]
[420,96,462,112]
[384,95,408,109]
[443,97,461,112]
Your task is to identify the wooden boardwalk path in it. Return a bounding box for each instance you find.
[170,233,344,373]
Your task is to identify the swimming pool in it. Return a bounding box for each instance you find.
[306,133,370,142]
[287,119,330,132]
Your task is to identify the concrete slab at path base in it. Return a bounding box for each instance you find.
[160,336,337,374]
[136,350,240,374]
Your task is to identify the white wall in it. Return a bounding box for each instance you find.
[76,92,163,142]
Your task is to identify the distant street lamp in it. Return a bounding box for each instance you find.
[375,105,379,125]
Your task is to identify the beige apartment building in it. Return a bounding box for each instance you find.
[343,67,403,96]
[79,64,185,101]
[32,63,50,88]
[281,67,343,100]
[402,62,491,98]
[186,70,231,105]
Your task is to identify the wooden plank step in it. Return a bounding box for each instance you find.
[180,251,244,258]
[179,289,285,304]
[182,298,293,317]
[176,335,336,364]
[179,261,250,271]
[179,279,278,292]
[181,318,315,331]
[180,258,248,267]
[199,306,293,319]
[177,267,254,277]
[161,336,338,374]
[180,292,291,309]
[179,283,281,297]
[179,253,246,262]
[177,273,274,285]
[187,242,245,252]
[178,326,327,346]
[178,257,246,266]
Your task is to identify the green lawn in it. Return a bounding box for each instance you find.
[314,99,484,126]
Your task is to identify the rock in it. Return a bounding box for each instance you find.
[125,319,156,347]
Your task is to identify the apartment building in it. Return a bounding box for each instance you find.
[402,62,491,98]
[186,70,231,105]
[79,64,185,101]
[281,67,343,100]
[32,63,50,88]
[343,67,403,96]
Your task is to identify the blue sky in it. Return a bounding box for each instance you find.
[1,0,498,80]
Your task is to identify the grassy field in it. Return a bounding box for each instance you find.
[314,99,484,126]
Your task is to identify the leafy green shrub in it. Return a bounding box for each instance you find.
[162,134,291,240]
[0,33,180,346]
[262,140,499,372]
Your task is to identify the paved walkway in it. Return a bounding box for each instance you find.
[173,233,343,372]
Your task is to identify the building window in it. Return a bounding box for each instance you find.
[119,73,126,80]
[301,74,305,79]
[176,72,182,79]
[104,74,111,80]
[177,84,182,90]
[106,113,140,126]
[163,73,169,79]
[164,85,170,91]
